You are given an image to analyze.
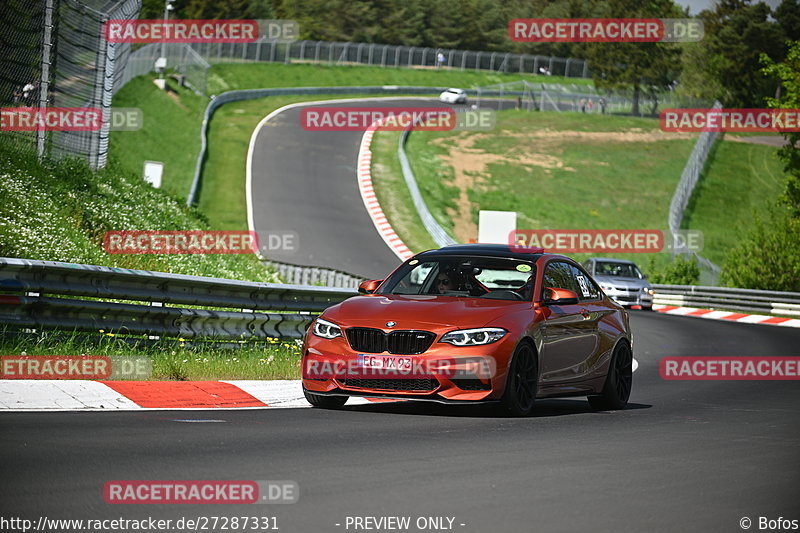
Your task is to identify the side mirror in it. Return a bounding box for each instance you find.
[543,287,579,305]
[358,279,383,294]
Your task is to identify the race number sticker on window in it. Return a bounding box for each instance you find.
[576,275,591,298]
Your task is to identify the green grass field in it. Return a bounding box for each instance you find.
[372,112,787,274]
[376,111,696,270]
[206,62,591,94]
[109,75,207,200]
[682,139,785,266]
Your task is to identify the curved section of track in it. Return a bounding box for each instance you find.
[247,97,514,279]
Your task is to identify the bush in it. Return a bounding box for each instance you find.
[720,213,800,291]
[646,255,700,285]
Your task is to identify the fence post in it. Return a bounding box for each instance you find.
[357,42,365,64]
[407,46,415,68]
[36,0,54,160]
[380,44,387,67]
[475,51,482,71]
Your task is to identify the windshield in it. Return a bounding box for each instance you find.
[379,256,536,301]
[595,261,643,278]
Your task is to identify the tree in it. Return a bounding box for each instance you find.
[721,41,800,291]
[580,0,684,115]
[679,0,785,107]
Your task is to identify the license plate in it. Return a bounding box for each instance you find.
[357,354,412,371]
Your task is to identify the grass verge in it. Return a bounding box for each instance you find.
[0,332,301,380]
[206,62,592,94]
[682,138,786,266]
[0,134,278,281]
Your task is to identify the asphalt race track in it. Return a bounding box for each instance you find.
[2,97,797,533]
[2,312,799,532]
[248,97,514,279]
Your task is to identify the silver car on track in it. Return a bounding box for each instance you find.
[583,258,654,310]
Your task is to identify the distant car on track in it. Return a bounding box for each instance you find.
[302,244,633,416]
[439,88,467,104]
[582,258,654,310]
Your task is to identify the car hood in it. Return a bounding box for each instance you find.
[322,294,528,330]
[594,275,648,289]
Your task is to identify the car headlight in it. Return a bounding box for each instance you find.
[440,327,507,346]
[312,317,342,339]
[642,287,655,295]
[600,284,615,291]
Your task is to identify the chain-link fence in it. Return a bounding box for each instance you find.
[669,101,723,280]
[161,39,590,93]
[475,81,711,116]
[0,0,141,168]
[114,42,210,95]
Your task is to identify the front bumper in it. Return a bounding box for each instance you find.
[302,332,515,402]
[604,288,653,308]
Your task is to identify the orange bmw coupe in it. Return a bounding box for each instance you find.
[302,244,633,416]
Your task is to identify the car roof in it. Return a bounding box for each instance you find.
[589,257,638,265]
[416,243,544,261]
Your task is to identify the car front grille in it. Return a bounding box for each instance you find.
[340,378,439,391]
[346,328,436,355]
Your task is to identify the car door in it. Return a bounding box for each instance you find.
[539,260,600,385]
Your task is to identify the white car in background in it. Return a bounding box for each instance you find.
[583,257,655,310]
[439,88,467,104]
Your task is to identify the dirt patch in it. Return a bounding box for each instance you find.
[431,128,692,240]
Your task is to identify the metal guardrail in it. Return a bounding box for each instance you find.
[2,259,798,343]
[398,124,458,248]
[0,258,356,340]
[653,284,800,317]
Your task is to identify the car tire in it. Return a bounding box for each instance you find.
[500,342,538,417]
[303,389,348,409]
[588,341,632,411]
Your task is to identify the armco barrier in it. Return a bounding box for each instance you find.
[3,259,799,343]
[0,257,355,340]
[653,284,800,317]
